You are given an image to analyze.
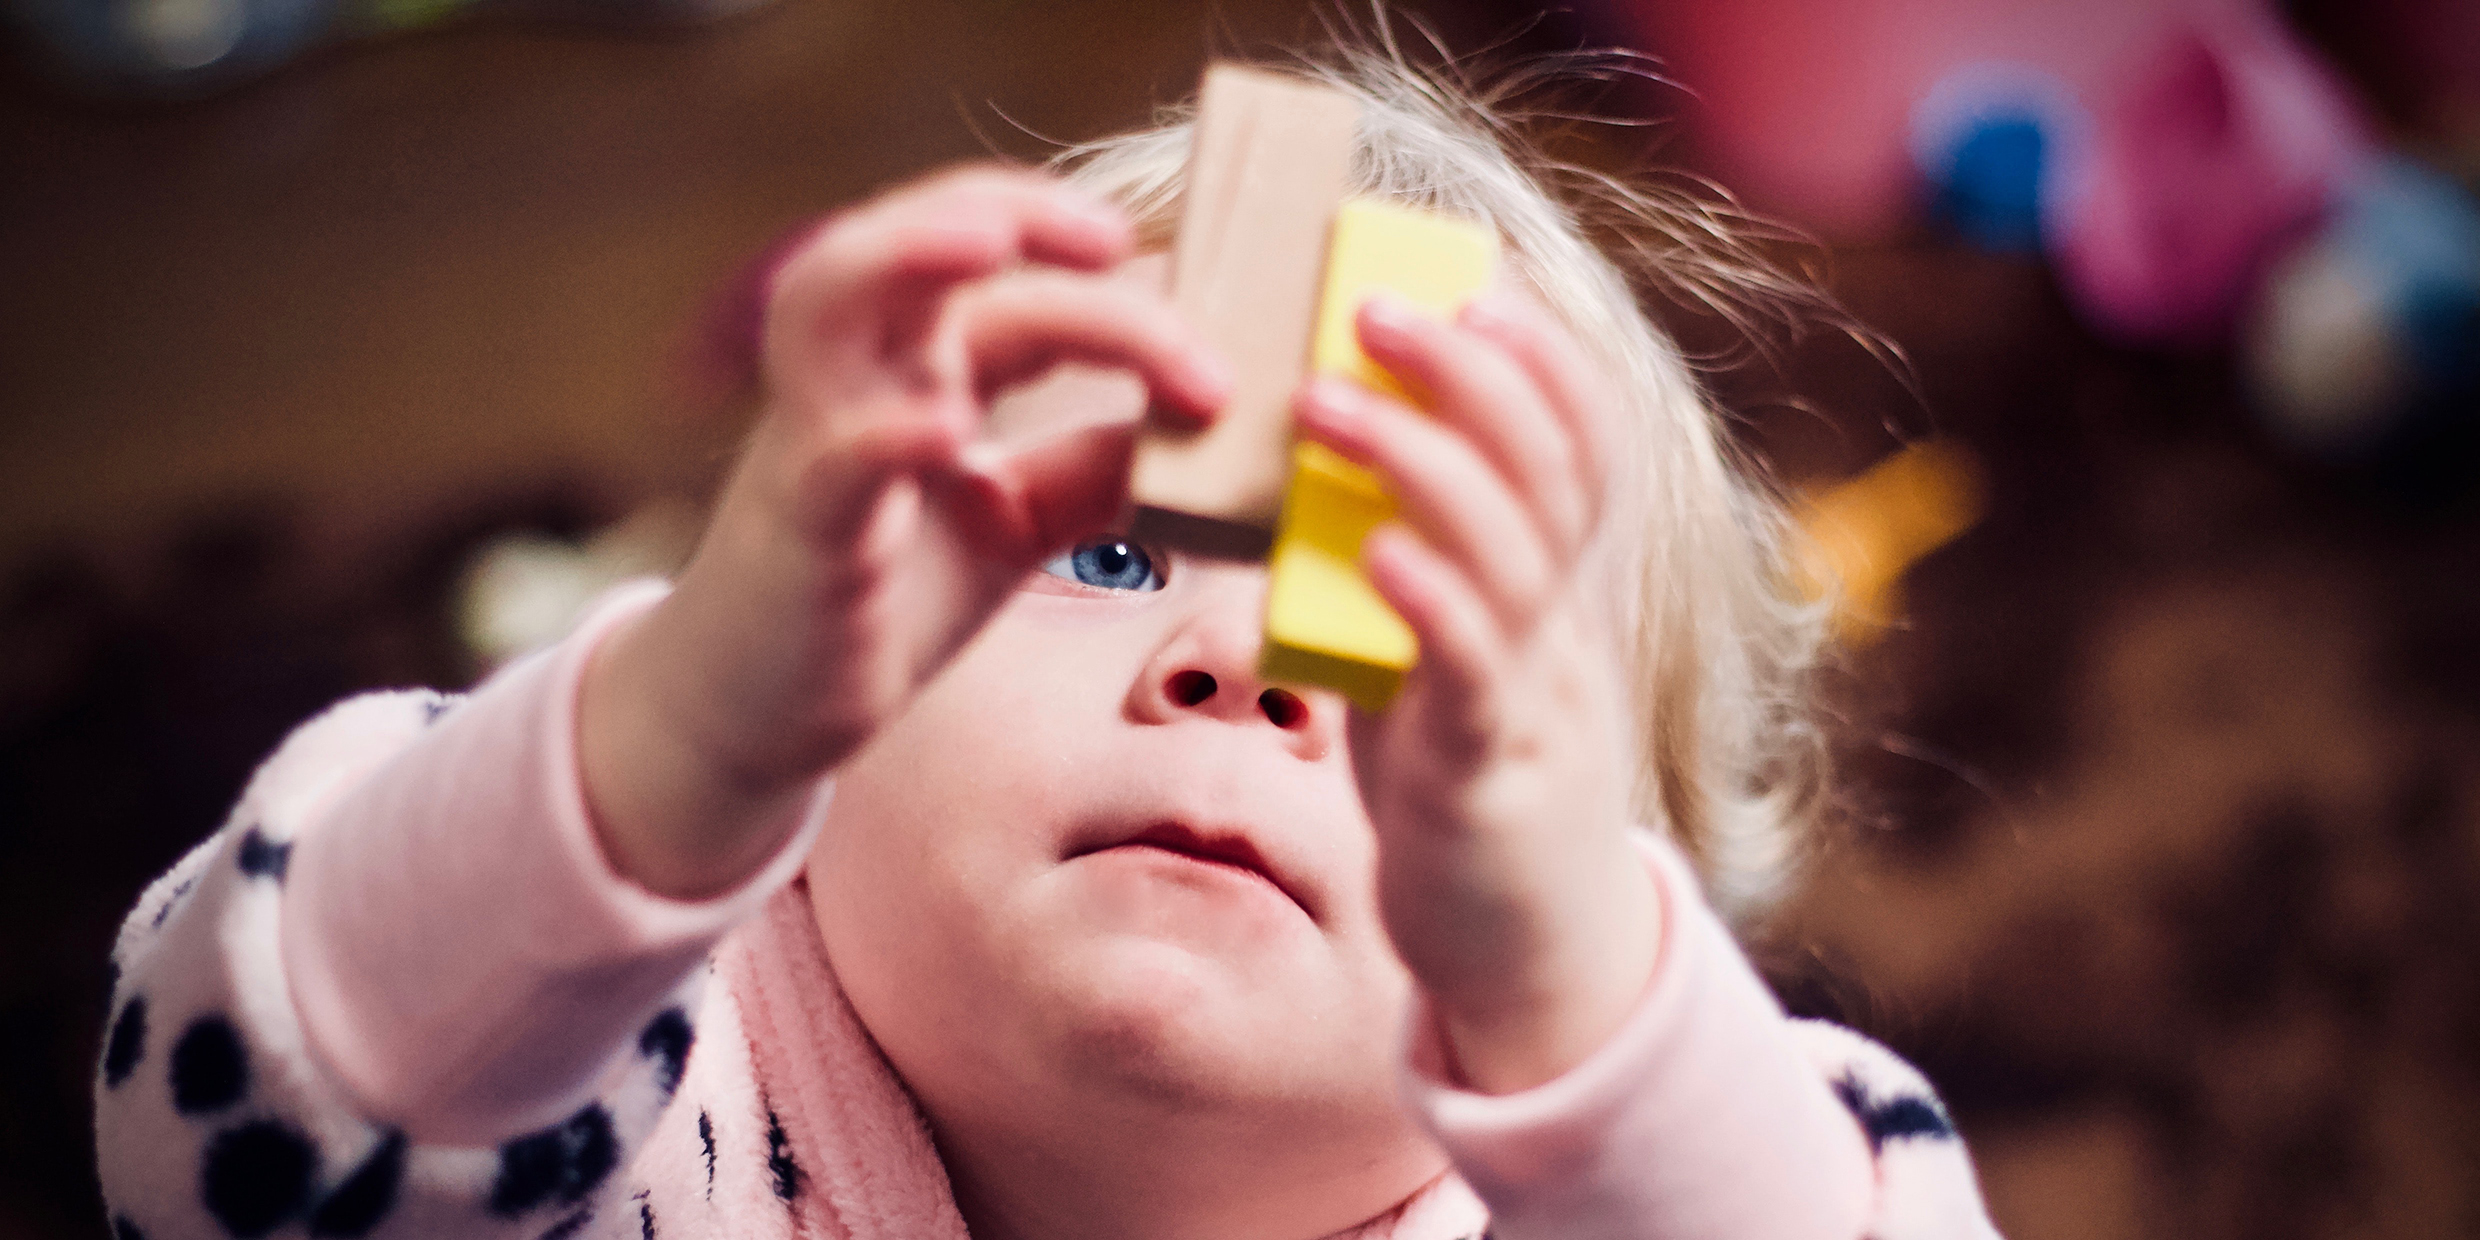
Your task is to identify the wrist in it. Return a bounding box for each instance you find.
[578,594,820,901]
[1426,835,1665,1094]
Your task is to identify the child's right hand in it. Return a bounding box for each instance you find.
[577,167,1231,899]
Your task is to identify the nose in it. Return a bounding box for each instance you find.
[1127,564,1333,755]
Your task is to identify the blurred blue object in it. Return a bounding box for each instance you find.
[5,0,776,97]
[1937,117,2046,252]
[1909,64,2088,254]
[2246,157,2480,475]
[9,0,341,95]
[2360,163,2480,390]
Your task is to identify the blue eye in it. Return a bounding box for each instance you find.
[1041,538,1165,592]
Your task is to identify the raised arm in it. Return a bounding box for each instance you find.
[95,163,1231,1240]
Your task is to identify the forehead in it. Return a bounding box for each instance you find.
[983,251,1173,443]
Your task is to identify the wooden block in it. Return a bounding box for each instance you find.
[1260,199,1499,711]
[1126,64,1361,560]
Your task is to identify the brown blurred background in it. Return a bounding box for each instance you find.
[4,2,2477,1238]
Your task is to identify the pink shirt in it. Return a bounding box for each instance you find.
[95,583,2001,1240]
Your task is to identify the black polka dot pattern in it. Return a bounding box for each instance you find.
[307,1130,404,1239]
[235,829,292,882]
[201,1120,320,1239]
[1831,1072,1957,1153]
[491,1105,618,1217]
[764,1109,801,1203]
[696,1110,715,1197]
[151,877,197,929]
[113,1215,146,1240]
[638,1008,693,1097]
[634,1191,656,1240]
[537,1209,594,1240]
[171,1015,249,1114]
[103,995,147,1088]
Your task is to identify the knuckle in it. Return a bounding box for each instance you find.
[912,162,1033,199]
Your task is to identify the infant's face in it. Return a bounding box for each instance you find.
[803,258,1444,1191]
[807,544,1424,1134]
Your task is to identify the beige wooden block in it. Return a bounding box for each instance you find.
[1126,63,1361,559]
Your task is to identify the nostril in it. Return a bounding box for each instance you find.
[1168,670,1217,707]
[1258,688,1307,729]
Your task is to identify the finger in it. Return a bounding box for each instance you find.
[939,419,1139,561]
[1352,295,1591,561]
[830,165,1135,287]
[1457,290,1623,524]
[1295,377,1554,636]
[1359,523,1501,754]
[953,274,1233,421]
[888,165,1136,269]
[770,168,1135,368]
[787,418,969,540]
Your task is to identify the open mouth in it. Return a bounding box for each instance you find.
[1070,822,1305,914]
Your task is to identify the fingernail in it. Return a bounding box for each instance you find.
[1055,197,1130,243]
[1358,293,1418,338]
[1301,377,1367,429]
[1462,288,1530,334]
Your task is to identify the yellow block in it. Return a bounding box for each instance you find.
[1261,200,1499,711]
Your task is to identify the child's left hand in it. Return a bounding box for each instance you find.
[1291,290,1666,1096]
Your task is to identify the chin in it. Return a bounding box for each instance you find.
[1034,929,1396,1116]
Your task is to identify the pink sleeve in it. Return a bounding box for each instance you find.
[1401,834,1979,1240]
[280,581,831,1147]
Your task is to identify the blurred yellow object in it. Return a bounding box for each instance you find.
[1793,440,1986,645]
[1260,200,1499,711]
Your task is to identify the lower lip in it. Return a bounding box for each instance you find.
[1081,843,1297,908]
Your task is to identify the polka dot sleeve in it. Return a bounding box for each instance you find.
[92,584,819,1240]
[94,689,704,1240]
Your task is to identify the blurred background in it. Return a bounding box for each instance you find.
[3,0,2477,1237]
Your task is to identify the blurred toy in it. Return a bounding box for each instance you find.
[1792,441,1986,646]
[7,0,777,99]
[1905,63,2086,255]
[2042,9,2370,346]
[1605,0,2480,479]
[1606,0,2368,335]
[2245,157,2480,468]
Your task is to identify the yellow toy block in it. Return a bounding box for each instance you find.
[1260,199,1499,711]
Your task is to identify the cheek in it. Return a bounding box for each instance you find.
[802,731,1028,1106]
[798,614,1114,1076]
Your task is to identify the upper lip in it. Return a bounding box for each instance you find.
[1067,820,1313,918]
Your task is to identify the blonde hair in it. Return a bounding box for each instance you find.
[1050,39,1836,919]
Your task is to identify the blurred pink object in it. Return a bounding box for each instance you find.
[1607,0,2374,342]
[2061,8,2371,343]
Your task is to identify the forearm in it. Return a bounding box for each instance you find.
[1398,819,1666,1096]
[578,570,830,901]
[1405,833,1883,1240]
[283,583,827,1143]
